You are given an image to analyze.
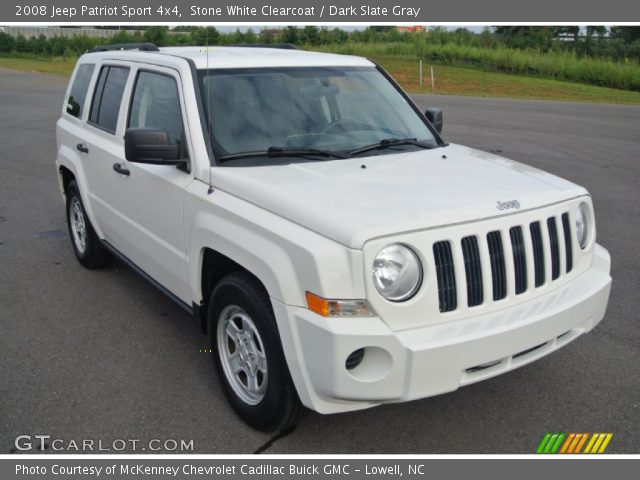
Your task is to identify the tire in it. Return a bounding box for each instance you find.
[208,271,306,432]
[65,180,110,269]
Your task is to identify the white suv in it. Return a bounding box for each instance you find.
[56,43,612,432]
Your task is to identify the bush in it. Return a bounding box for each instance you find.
[316,41,640,91]
[0,32,16,53]
[1,27,639,91]
[14,34,29,54]
[143,26,168,46]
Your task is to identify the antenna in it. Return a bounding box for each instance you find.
[206,30,214,194]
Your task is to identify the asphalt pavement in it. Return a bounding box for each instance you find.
[0,68,638,454]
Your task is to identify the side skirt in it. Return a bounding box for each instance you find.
[100,240,203,327]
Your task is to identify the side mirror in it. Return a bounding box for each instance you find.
[424,108,443,134]
[124,128,185,165]
[66,97,80,117]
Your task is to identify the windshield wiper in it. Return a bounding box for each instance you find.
[218,146,347,162]
[349,138,432,156]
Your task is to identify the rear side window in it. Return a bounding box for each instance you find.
[128,71,185,147]
[89,66,130,134]
[66,63,94,118]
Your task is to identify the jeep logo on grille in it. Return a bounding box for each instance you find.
[496,200,521,210]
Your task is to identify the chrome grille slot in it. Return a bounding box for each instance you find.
[530,221,545,287]
[461,236,483,307]
[509,226,528,294]
[562,213,573,273]
[433,241,457,312]
[487,231,507,301]
[547,217,561,280]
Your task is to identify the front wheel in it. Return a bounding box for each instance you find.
[65,180,110,269]
[208,271,305,432]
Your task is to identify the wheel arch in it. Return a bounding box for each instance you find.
[197,247,270,334]
[58,165,76,196]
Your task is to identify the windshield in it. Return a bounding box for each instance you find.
[198,66,440,163]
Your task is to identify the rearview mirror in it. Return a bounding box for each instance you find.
[124,128,186,166]
[424,108,443,134]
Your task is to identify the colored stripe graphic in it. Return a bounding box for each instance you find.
[574,433,589,453]
[584,434,599,453]
[559,433,575,454]
[584,433,614,454]
[536,433,566,453]
[550,433,565,453]
[537,433,613,454]
[598,433,613,453]
[536,433,552,453]
[567,433,582,453]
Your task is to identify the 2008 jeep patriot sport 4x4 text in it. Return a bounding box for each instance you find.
[56,43,612,432]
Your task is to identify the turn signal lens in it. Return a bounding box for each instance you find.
[305,292,375,318]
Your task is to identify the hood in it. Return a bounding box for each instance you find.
[211,144,587,249]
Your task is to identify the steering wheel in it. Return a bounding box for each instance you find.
[322,118,360,135]
[322,118,399,136]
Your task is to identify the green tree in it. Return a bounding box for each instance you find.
[33,34,48,54]
[243,29,257,44]
[191,27,220,45]
[143,26,168,46]
[300,26,319,45]
[280,26,299,45]
[50,36,68,56]
[610,27,640,43]
[14,34,29,53]
[330,28,348,44]
[0,32,16,53]
[494,26,556,51]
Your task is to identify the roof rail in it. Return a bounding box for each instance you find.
[92,43,160,52]
[232,43,297,50]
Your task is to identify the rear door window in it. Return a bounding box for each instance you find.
[89,66,130,134]
[66,63,95,118]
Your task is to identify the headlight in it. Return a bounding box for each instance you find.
[575,202,590,249]
[372,244,423,301]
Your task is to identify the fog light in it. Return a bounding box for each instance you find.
[345,348,365,370]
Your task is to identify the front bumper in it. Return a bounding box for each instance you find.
[272,244,611,414]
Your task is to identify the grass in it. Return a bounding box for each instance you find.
[0,55,76,76]
[377,56,640,104]
[317,42,640,92]
[2,53,640,105]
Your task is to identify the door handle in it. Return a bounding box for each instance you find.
[76,143,89,154]
[112,163,130,176]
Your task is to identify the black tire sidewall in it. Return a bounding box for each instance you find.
[208,274,293,431]
[65,180,108,268]
[66,182,90,262]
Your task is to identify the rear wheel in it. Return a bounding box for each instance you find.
[65,180,110,269]
[208,271,306,432]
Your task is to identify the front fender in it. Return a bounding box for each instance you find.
[184,180,366,307]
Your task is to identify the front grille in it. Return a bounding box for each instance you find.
[547,217,560,280]
[562,213,573,273]
[530,221,545,287]
[433,212,574,313]
[461,236,483,307]
[433,241,457,312]
[510,226,528,294]
[487,231,507,301]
